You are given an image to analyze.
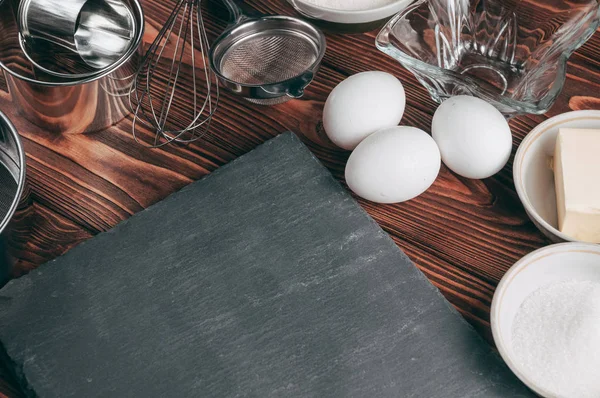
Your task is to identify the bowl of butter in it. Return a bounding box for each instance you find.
[514,110,600,243]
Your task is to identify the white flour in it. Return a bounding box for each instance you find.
[301,0,398,11]
[511,280,600,398]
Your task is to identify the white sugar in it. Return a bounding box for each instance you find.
[511,280,600,397]
[300,0,398,11]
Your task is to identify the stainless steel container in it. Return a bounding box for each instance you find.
[0,0,144,135]
[2,53,141,135]
[0,111,27,285]
[19,0,137,76]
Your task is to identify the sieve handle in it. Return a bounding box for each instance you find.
[286,73,314,99]
[262,72,315,100]
[221,0,247,24]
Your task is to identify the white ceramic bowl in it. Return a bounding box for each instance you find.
[287,0,414,24]
[491,242,600,396]
[513,110,600,243]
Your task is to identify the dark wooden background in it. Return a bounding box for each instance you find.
[1,0,600,396]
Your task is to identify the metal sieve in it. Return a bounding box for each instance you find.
[210,0,326,105]
[0,111,27,285]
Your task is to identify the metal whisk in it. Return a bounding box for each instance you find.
[131,0,218,147]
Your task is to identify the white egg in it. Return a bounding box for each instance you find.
[345,126,441,204]
[431,96,512,179]
[323,71,406,150]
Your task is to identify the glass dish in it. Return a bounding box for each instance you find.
[376,0,600,116]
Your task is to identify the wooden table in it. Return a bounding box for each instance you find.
[1,0,599,395]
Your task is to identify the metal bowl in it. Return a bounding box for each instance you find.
[0,110,27,285]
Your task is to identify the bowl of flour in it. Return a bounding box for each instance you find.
[491,243,600,398]
[287,0,414,24]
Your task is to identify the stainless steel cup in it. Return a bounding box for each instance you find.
[0,0,144,134]
[0,110,27,285]
[19,0,137,76]
[2,52,141,134]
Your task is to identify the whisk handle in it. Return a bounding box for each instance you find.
[221,0,246,24]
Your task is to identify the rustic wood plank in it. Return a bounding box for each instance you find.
[0,0,599,395]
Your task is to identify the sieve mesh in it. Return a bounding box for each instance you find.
[245,96,292,106]
[0,160,17,224]
[219,31,319,85]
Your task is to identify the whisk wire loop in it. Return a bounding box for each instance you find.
[131,0,219,148]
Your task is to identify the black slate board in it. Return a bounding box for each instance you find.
[0,133,531,397]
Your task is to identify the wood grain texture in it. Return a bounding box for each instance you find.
[0,0,599,395]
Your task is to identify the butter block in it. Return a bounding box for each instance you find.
[554,128,600,243]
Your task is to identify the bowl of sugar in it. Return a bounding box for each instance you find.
[491,243,600,397]
[287,0,414,32]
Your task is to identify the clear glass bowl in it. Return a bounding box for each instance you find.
[376,0,600,116]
